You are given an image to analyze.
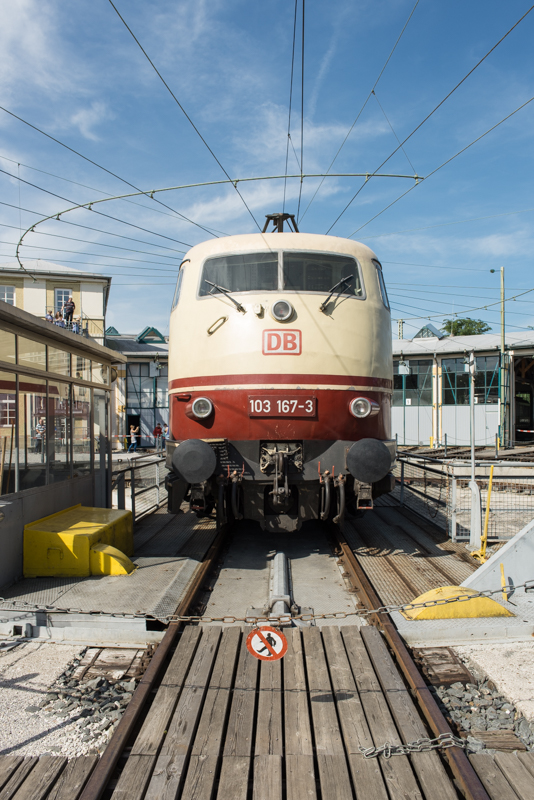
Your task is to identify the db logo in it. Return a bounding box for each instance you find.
[263,329,302,355]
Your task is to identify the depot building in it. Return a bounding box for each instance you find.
[392,325,534,447]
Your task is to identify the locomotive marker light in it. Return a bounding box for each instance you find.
[349,397,380,418]
[271,299,294,321]
[191,397,214,419]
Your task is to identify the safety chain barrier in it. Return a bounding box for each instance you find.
[1,580,532,624]
[359,732,466,759]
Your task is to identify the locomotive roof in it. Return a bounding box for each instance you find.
[184,232,378,262]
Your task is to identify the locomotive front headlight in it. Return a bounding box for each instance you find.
[271,300,294,321]
[349,397,379,418]
[191,397,213,419]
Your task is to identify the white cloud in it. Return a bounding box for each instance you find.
[69,102,111,141]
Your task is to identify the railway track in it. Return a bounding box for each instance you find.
[6,510,530,799]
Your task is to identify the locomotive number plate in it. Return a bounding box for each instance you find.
[248,395,316,417]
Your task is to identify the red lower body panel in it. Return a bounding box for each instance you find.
[171,387,391,441]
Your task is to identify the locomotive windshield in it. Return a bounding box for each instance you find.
[199,250,363,297]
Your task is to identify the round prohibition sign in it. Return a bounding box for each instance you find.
[246,626,288,661]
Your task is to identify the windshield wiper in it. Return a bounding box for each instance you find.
[319,275,354,312]
[205,280,246,313]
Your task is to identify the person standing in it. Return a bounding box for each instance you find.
[62,296,75,326]
[128,424,139,453]
[35,417,46,453]
[54,312,65,327]
[45,309,53,322]
[153,423,163,450]
[163,424,169,440]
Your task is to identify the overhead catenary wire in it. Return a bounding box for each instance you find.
[349,93,534,237]
[0,107,221,239]
[299,0,421,224]
[0,200,186,254]
[0,153,229,236]
[296,0,305,223]
[326,4,534,234]
[108,0,262,232]
[373,91,417,174]
[283,0,299,214]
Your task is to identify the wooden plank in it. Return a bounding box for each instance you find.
[255,659,282,756]
[131,625,201,756]
[321,627,388,800]
[47,757,99,800]
[180,755,218,800]
[494,752,534,800]
[110,756,155,800]
[341,627,423,800]
[223,628,259,758]
[283,628,313,756]
[468,730,526,751]
[0,758,23,793]
[216,757,250,800]
[252,755,282,800]
[192,626,242,756]
[468,755,520,800]
[8,756,66,800]
[361,626,457,800]
[145,627,222,800]
[517,751,534,777]
[301,628,353,800]
[286,755,317,800]
[0,757,38,800]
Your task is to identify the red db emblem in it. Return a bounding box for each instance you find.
[246,626,288,661]
[263,329,301,355]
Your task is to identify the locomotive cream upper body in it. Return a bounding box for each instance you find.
[166,230,395,531]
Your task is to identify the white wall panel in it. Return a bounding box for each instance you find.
[80,283,103,317]
[22,279,46,314]
[441,405,499,445]
[391,405,432,445]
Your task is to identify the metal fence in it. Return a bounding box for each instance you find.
[111,456,167,523]
[393,456,534,542]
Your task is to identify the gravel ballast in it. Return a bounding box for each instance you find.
[0,640,138,758]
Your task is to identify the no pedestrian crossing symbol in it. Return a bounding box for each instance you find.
[246,626,288,661]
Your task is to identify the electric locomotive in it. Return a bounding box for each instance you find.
[166,213,395,531]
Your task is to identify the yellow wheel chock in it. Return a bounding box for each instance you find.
[400,585,514,620]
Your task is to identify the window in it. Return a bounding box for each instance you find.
[48,347,71,376]
[0,371,16,425]
[373,260,389,309]
[91,362,109,385]
[18,376,47,490]
[55,288,72,313]
[198,250,365,299]
[200,253,278,296]
[73,384,91,475]
[393,360,433,406]
[442,356,499,405]
[283,252,362,296]
[18,337,46,371]
[74,356,91,382]
[0,330,16,365]
[0,286,15,305]
[49,381,71,483]
[172,266,185,310]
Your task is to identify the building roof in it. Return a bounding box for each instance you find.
[0,301,126,363]
[0,260,111,281]
[393,330,534,356]
[105,336,169,357]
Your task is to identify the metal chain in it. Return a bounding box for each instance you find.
[1,579,532,625]
[359,732,466,759]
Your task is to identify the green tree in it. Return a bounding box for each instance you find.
[441,318,492,336]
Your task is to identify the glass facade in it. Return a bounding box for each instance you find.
[442,356,499,405]
[0,327,111,493]
[393,360,433,406]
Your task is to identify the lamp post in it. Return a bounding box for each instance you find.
[490,267,505,447]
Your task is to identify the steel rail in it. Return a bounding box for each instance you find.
[331,523,491,800]
[78,525,227,800]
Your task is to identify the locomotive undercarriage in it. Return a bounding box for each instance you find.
[166,438,395,532]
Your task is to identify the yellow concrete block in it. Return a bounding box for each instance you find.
[400,585,514,620]
[90,543,135,576]
[23,504,133,578]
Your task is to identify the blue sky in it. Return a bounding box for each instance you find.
[1,0,534,337]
